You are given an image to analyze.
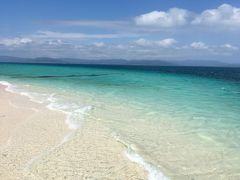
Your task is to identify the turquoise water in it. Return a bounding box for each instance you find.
[1,63,240,179]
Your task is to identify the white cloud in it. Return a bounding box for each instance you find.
[222,43,238,50]
[31,31,136,39]
[116,44,125,49]
[190,42,208,49]
[37,4,240,35]
[0,38,238,61]
[93,42,105,47]
[48,20,130,28]
[192,4,240,29]
[134,4,240,31]
[135,38,177,48]
[47,39,63,45]
[156,38,177,47]
[0,38,32,46]
[135,38,152,46]
[135,8,190,27]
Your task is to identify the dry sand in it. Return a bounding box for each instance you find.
[0,85,147,179]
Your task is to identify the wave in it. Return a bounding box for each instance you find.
[0,80,46,103]
[1,80,167,179]
[46,93,92,142]
[0,80,92,142]
[112,133,168,180]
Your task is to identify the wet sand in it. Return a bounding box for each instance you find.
[0,85,147,179]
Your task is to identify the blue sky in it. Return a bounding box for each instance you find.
[0,0,240,62]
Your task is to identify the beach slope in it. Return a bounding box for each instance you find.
[0,84,147,179]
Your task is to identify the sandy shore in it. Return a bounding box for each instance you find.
[0,85,70,179]
[0,84,147,179]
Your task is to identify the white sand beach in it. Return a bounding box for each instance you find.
[0,84,147,179]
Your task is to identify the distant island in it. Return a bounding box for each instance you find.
[0,56,239,67]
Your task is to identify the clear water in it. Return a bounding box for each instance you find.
[1,63,240,179]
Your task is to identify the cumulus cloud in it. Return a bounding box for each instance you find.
[0,37,238,61]
[192,4,240,29]
[47,39,63,45]
[134,4,240,31]
[222,43,238,50]
[0,38,32,46]
[135,8,190,27]
[135,38,152,46]
[135,38,177,48]
[156,38,177,47]
[190,42,208,49]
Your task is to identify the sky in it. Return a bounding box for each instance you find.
[0,0,240,62]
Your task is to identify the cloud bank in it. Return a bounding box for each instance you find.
[190,42,209,50]
[135,38,177,48]
[192,4,240,29]
[135,8,190,27]
[0,38,32,46]
[0,3,240,61]
[135,4,240,30]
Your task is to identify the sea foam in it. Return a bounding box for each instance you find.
[113,133,168,180]
[0,81,45,103]
[1,80,167,179]
[0,80,92,142]
[46,93,92,130]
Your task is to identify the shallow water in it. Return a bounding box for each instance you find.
[1,63,240,179]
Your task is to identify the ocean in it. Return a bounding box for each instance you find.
[1,63,240,179]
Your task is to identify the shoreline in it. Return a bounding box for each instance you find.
[0,83,70,179]
[0,81,151,179]
[1,63,240,179]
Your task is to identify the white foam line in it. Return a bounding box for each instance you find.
[46,96,91,130]
[46,93,92,144]
[113,133,168,180]
[126,148,168,180]
[25,103,92,173]
[0,81,15,93]
[0,81,44,103]
[1,80,94,177]
[0,80,90,141]
[2,81,167,180]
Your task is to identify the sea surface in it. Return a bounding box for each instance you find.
[1,63,240,179]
